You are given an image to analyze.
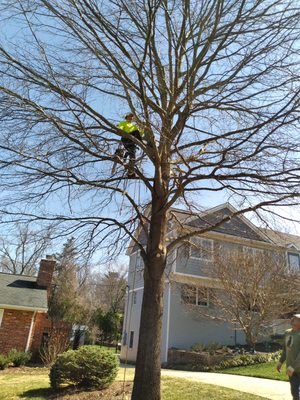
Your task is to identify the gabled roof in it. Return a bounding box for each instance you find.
[127,203,270,255]
[0,273,48,311]
[262,229,300,250]
[185,203,269,242]
[127,203,300,255]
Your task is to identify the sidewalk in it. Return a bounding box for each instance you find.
[161,369,291,400]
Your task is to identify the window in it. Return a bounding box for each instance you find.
[136,253,142,269]
[189,238,213,261]
[129,331,134,348]
[197,288,210,307]
[181,285,210,307]
[288,252,300,272]
[132,291,137,305]
[122,331,127,346]
[0,309,3,327]
[243,246,262,256]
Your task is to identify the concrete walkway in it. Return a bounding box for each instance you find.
[161,369,291,400]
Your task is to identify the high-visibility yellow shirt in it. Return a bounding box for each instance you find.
[117,120,144,137]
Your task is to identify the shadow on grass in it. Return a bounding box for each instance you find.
[20,386,98,399]
[20,387,55,399]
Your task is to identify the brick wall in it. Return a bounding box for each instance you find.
[30,312,50,352]
[0,309,34,354]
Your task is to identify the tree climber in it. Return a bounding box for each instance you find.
[114,113,144,178]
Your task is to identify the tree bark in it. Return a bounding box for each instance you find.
[131,258,165,400]
[132,189,168,400]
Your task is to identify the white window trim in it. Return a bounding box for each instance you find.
[196,287,210,307]
[189,238,214,261]
[182,285,210,308]
[0,309,4,327]
[287,251,300,272]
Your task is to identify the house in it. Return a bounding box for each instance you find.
[120,203,300,363]
[0,256,55,355]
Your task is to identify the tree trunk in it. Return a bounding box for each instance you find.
[131,258,165,400]
[132,192,168,400]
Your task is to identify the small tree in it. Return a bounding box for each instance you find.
[182,246,300,348]
[90,268,127,313]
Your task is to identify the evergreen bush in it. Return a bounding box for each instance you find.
[50,345,119,389]
[0,354,10,370]
[8,349,31,367]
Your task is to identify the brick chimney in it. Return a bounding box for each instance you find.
[36,256,56,294]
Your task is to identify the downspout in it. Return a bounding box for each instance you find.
[25,311,37,352]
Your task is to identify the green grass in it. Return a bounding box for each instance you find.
[161,376,268,399]
[219,361,289,381]
[0,366,269,400]
[0,367,51,400]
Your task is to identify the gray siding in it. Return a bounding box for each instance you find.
[168,284,245,349]
[188,206,267,242]
[120,283,173,363]
[120,288,143,362]
[176,240,244,278]
[127,252,144,290]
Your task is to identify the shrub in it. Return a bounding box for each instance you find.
[215,351,281,370]
[190,342,228,354]
[50,345,119,390]
[0,354,10,370]
[166,350,281,372]
[8,349,31,367]
[190,343,206,352]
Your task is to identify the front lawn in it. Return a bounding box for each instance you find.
[219,361,288,381]
[0,366,269,400]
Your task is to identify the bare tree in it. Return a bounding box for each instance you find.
[0,1,300,398]
[182,246,300,348]
[90,268,127,313]
[0,225,51,275]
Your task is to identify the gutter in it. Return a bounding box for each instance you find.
[0,303,47,312]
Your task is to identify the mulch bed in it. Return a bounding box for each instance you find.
[49,381,133,399]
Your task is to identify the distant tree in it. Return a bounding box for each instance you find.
[93,308,122,345]
[90,267,127,313]
[0,225,51,275]
[83,266,126,345]
[42,238,90,362]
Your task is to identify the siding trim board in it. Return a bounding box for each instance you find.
[171,272,222,288]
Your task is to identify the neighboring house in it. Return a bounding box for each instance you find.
[120,203,300,363]
[0,257,55,355]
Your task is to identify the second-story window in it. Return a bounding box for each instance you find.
[288,252,300,272]
[189,238,213,261]
[136,253,142,269]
